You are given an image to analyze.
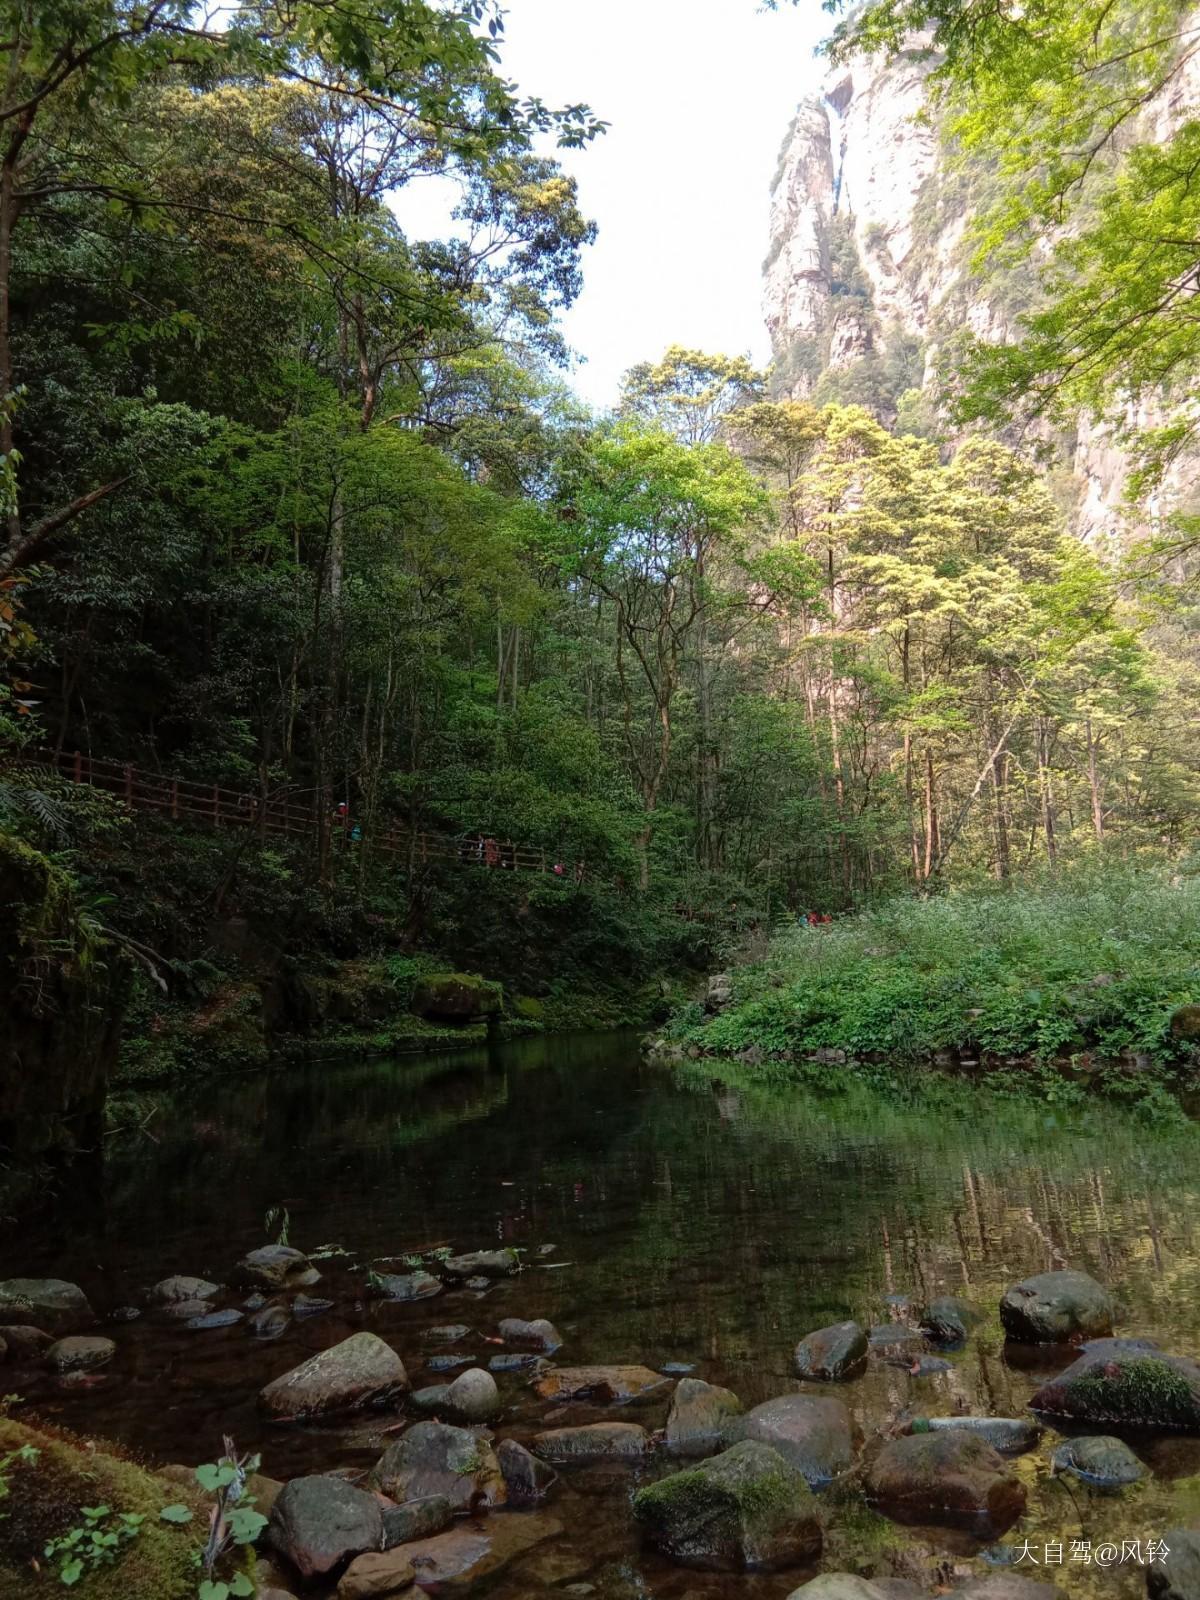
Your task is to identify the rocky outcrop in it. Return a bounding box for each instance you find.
[763,40,1200,540]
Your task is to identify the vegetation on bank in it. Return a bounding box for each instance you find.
[660,868,1200,1114]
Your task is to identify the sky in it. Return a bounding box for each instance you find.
[392,0,827,409]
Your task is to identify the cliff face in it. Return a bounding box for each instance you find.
[762,45,1197,541]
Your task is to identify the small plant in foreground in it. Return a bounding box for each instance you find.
[159,1437,267,1600]
[45,1504,146,1585]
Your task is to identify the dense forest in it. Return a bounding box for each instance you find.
[5,0,1200,1143]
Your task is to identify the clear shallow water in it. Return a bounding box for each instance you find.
[10,1032,1200,1598]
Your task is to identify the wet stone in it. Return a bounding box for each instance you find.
[1050,1434,1147,1488]
[341,1515,561,1599]
[1031,1342,1200,1430]
[498,1316,562,1352]
[794,1320,868,1381]
[443,1248,520,1279]
[368,1420,506,1511]
[532,1422,649,1464]
[427,1353,476,1372]
[424,1324,471,1344]
[293,1293,334,1318]
[1148,1528,1200,1600]
[47,1334,115,1374]
[259,1331,408,1421]
[250,1303,291,1339]
[634,1439,822,1572]
[531,1364,672,1406]
[267,1473,384,1581]
[921,1296,984,1346]
[908,1417,1042,1456]
[868,1323,928,1360]
[999,1270,1114,1345]
[148,1275,221,1305]
[232,1244,316,1292]
[665,1377,744,1458]
[722,1393,855,1488]
[185,1308,243,1331]
[488,1351,548,1375]
[380,1494,455,1549]
[0,1278,93,1331]
[370,1270,441,1302]
[443,1366,500,1422]
[498,1438,558,1504]
[864,1429,1027,1535]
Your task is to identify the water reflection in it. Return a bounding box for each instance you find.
[7,1035,1200,1598]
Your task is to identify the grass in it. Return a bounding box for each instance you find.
[662,865,1200,1111]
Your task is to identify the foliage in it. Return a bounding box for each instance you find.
[45,1504,146,1587]
[666,864,1200,1114]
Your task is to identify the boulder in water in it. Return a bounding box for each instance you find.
[259,1332,408,1421]
[868,1323,928,1360]
[370,1270,441,1302]
[443,1248,519,1279]
[531,1363,671,1405]
[232,1245,316,1292]
[921,1297,984,1346]
[498,1316,562,1352]
[1148,1528,1200,1600]
[148,1275,220,1305]
[368,1421,505,1511]
[665,1377,744,1458]
[0,1325,51,1361]
[999,1270,1113,1344]
[1050,1435,1146,1489]
[46,1335,115,1374]
[722,1393,854,1488]
[339,1514,560,1600]
[380,1495,455,1549]
[267,1474,383,1580]
[1031,1342,1200,1431]
[633,1439,822,1571]
[794,1321,868,1381]
[444,1366,500,1422]
[498,1439,558,1504]
[908,1417,1041,1456]
[185,1308,243,1331]
[0,1278,92,1331]
[864,1429,1026,1534]
[410,972,501,1021]
[532,1422,648,1464]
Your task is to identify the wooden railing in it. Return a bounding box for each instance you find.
[25,749,583,878]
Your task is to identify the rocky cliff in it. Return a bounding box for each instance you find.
[762,43,1198,541]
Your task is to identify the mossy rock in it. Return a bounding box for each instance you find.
[410,972,501,1022]
[513,995,546,1023]
[0,1414,209,1600]
[633,1439,821,1571]
[1031,1343,1200,1431]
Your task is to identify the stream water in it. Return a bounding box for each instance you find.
[11,1031,1200,1598]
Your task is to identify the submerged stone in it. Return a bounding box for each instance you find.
[0,1278,92,1331]
[722,1393,854,1488]
[633,1439,822,1572]
[232,1244,315,1292]
[380,1494,455,1549]
[531,1363,671,1406]
[666,1377,744,1458]
[865,1430,1026,1535]
[498,1439,558,1504]
[794,1321,868,1381]
[909,1416,1041,1455]
[999,1270,1113,1344]
[185,1308,243,1331]
[370,1270,441,1302]
[46,1334,115,1374]
[341,1514,560,1599]
[443,1249,519,1279]
[1050,1434,1147,1488]
[532,1422,648,1464]
[148,1275,221,1305]
[498,1316,562,1351]
[921,1297,984,1346]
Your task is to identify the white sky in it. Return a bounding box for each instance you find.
[393,0,826,409]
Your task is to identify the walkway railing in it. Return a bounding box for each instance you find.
[25,749,577,876]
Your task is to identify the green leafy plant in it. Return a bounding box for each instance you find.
[0,1439,37,1519]
[187,1437,267,1600]
[45,1505,146,1586]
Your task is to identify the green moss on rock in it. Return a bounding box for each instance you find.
[410,972,502,1021]
[0,1415,208,1600]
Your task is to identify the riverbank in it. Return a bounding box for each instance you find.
[654,869,1200,1114]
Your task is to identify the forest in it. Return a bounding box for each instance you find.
[4,0,1200,1129]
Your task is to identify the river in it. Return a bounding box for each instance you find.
[12,1031,1200,1598]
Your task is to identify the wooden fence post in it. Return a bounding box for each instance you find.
[73,750,82,784]
[124,764,133,806]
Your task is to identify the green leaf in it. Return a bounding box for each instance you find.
[59,1559,83,1586]
[159,1504,194,1524]
[226,1507,267,1544]
[229,1574,255,1597]
[194,1462,235,1492]
[198,1581,230,1600]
